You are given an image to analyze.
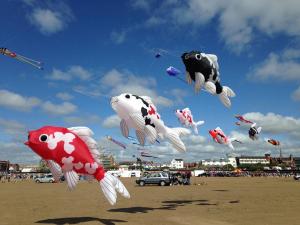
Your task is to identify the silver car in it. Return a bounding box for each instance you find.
[34,174,55,183]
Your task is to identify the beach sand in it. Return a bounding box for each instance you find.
[1,177,299,225]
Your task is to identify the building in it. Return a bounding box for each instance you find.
[100,154,116,169]
[0,160,9,173]
[236,155,270,166]
[170,159,184,169]
[201,156,237,168]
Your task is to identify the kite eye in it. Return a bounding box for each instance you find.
[125,94,130,99]
[180,110,182,113]
[39,134,48,142]
[195,54,201,60]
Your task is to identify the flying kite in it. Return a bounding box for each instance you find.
[166,66,181,76]
[128,135,160,145]
[265,138,280,146]
[0,47,43,69]
[111,93,191,152]
[155,53,161,58]
[140,151,158,158]
[235,115,253,124]
[181,50,235,107]
[248,123,262,141]
[209,127,237,150]
[25,126,130,205]
[175,108,204,134]
[106,136,126,149]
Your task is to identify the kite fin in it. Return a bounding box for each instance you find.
[46,160,63,182]
[144,125,157,144]
[204,81,216,94]
[193,120,205,134]
[218,86,235,108]
[120,119,129,138]
[135,130,145,146]
[195,72,205,93]
[257,127,262,133]
[186,71,192,84]
[129,113,145,131]
[100,173,130,205]
[165,127,191,152]
[64,170,79,191]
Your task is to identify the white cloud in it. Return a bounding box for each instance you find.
[56,92,73,101]
[134,0,300,53]
[48,65,92,81]
[251,52,300,81]
[292,86,300,101]
[0,141,40,164]
[110,30,127,44]
[0,118,26,136]
[100,69,173,107]
[64,115,101,126]
[130,0,152,11]
[42,101,77,115]
[26,2,74,35]
[0,89,40,111]
[242,112,300,137]
[102,115,121,128]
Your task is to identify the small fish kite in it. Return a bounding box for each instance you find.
[235,115,253,124]
[0,47,43,69]
[106,136,126,149]
[175,108,204,134]
[265,138,280,146]
[209,127,237,150]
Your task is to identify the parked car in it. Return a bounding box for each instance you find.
[136,172,171,186]
[294,174,300,180]
[34,174,55,183]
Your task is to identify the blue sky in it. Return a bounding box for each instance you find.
[1,0,300,164]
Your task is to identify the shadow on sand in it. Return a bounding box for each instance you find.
[108,199,214,214]
[36,217,127,225]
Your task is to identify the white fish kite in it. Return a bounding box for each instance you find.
[175,108,204,134]
[111,93,191,152]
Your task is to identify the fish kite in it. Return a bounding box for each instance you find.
[106,136,126,149]
[0,47,43,69]
[111,93,191,152]
[175,108,204,134]
[25,126,130,205]
[235,115,253,124]
[248,123,262,141]
[265,138,280,146]
[140,151,158,158]
[166,66,181,76]
[181,51,235,107]
[209,127,236,150]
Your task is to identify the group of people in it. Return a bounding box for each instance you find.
[170,171,192,185]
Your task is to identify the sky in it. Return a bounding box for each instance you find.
[1,0,300,164]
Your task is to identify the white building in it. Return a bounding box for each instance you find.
[201,156,237,168]
[236,156,270,165]
[170,159,184,169]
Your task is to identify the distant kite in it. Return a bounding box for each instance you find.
[0,47,43,69]
[106,136,126,149]
[265,138,280,146]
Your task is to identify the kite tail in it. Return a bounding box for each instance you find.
[193,120,205,134]
[219,86,236,108]
[165,127,191,152]
[99,173,130,205]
